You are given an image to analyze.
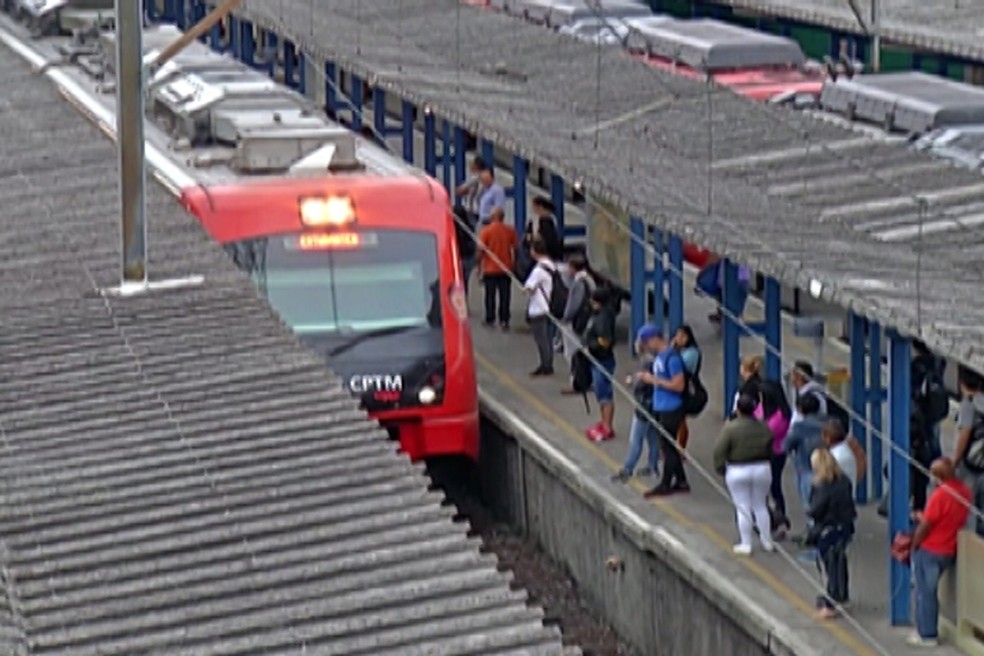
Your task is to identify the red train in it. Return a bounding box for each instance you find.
[17,21,480,461]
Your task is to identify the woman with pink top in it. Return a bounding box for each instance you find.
[734,356,793,537]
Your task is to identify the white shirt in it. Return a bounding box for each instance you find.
[830,442,857,493]
[524,259,555,318]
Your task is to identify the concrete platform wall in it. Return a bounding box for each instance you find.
[479,394,821,656]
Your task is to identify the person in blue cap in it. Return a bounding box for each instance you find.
[611,324,662,482]
[632,324,689,496]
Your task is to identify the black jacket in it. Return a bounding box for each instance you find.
[582,307,616,360]
[808,475,857,530]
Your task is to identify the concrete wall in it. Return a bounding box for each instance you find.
[479,394,823,656]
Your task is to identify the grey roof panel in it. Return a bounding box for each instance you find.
[691,0,984,64]
[624,17,806,70]
[819,71,984,134]
[234,0,984,372]
[0,33,566,655]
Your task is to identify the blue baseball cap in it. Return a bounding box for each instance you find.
[635,324,663,343]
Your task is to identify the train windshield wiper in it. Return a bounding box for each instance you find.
[327,324,422,358]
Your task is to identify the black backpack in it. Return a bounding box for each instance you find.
[571,350,593,413]
[538,263,568,319]
[916,370,951,425]
[680,351,708,417]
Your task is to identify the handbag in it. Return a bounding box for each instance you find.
[891,531,913,566]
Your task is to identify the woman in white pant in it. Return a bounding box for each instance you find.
[713,393,777,555]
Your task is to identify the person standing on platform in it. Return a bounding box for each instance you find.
[954,366,984,538]
[477,207,518,331]
[476,165,505,226]
[713,393,775,555]
[523,237,556,377]
[560,254,595,394]
[636,328,689,497]
[907,457,972,647]
[822,419,866,495]
[582,287,617,442]
[790,361,828,426]
[526,196,564,264]
[454,155,487,223]
[612,326,662,482]
[806,448,856,620]
[783,393,825,551]
[672,325,702,456]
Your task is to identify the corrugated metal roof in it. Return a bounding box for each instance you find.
[238,0,984,371]
[0,38,567,655]
[695,0,984,64]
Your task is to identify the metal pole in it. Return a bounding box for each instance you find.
[116,0,147,283]
[870,0,881,72]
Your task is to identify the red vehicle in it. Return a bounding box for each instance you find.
[107,27,480,461]
[182,178,479,460]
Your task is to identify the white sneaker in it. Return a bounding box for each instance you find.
[905,634,939,648]
[760,541,776,553]
[733,544,752,556]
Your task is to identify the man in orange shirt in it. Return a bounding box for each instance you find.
[477,207,518,330]
[908,457,972,647]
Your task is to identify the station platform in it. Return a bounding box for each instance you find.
[377,100,964,655]
[468,276,963,656]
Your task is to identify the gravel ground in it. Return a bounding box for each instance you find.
[431,463,637,656]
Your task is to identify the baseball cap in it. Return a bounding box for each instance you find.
[635,324,662,343]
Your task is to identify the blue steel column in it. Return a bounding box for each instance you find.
[209,10,223,50]
[629,217,646,350]
[296,52,306,94]
[667,234,684,333]
[423,112,437,176]
[651,229,665,328]
[849,313,869,503]
[480,140,494,170]
[325,63,338,114]
[441,120,452,192]
[373,89,387,142]
[401,100,415,164]
[887,329,912,626]
[550,175,565,235]
[350,76,363,132]
[722,259,741,418]
[263,33,277,77]
[228,15,240,58]
[240,20,255,67]
[513,157,528,237]
[763,277,782,383]
[870,323,884,500]
[283,41,296,89]
[453,127,468,192]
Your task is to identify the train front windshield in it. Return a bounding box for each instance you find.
[225,228,443,334]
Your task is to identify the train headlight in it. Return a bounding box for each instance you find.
[418,386,438,405]
[299,196,355,227]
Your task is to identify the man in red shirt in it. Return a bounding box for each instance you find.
[477,207,518,330]
[908,457,972,647]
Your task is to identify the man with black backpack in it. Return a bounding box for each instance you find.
[523,237,563,377]
[954,366,984,537]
